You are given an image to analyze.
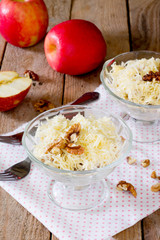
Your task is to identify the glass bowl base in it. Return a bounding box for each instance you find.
[47,179,108,211]
[121,113,160,143]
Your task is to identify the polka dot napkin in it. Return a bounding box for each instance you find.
[0,84,160,240]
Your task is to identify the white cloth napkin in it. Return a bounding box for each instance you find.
[0,84,160,240]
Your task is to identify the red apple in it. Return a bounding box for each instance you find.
[44,19,106,75]
[0,0,48,48]
[0,71,32,111]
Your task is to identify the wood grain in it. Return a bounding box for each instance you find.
[0,35,7,67]
[0,188,50,240]
[63,0,130,105]
[143,209,160,240]
[129,0,160,51]
[114,221,142,240]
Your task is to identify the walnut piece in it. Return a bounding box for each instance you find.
[66,143,84,155]
[45,123,84,156]
[142,70,160,81]
[151,170,157,179]
[65,123,81,142]
[117,180,137,198]
[45,138,67,154]
[151,170,160,180]
[24,70,39,81]
[126,156,137,165]
[33,99,55,113]
[151,183,160,192]
[141,159,150,168]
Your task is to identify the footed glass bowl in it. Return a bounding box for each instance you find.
[22,105,132,211]
[100,50,160,143]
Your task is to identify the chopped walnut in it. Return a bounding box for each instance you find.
[151,170,160,180]
[126,156,137,165]
[151,170,157,179]
[65,123,81,142]
[45,138,67,154]
[141,159,150,168]
[66,143,84,155]
[151,183,160,192]
[142,70,160,81]
[45,123,84,155]
[33,99,55,113]
[24,70,39,81]
[117,180,137,198]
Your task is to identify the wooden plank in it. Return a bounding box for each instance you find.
[0,188,50,240]
[129,0,160,51]
[0,35,7,67]
[143,209,160,240]
[0,0,71,240]
[113,221,142,240]
[63,0,130,105]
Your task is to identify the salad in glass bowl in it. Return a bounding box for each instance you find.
[100,50,160,143]
[22,105,132,210]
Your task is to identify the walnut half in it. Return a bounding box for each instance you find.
[126,156,137,165]
[141,159,150,168]
[151,183,160,192]
[117,180,137,198]
[151,170,160,180]
[66,143,84,155]
[24,70,39,81]
[33,99,55,113]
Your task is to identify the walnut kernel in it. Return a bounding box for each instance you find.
[33,99,55,113]
[126,156,137,165]
[151,183,160,192]
[142,70,160,82]
[66,144,84,155]
[24,70,39,81]
[117,180,137,198]
[45,138,67,154]
[151,170,160,180]
[151,171,157,179]
[141,159,150,168]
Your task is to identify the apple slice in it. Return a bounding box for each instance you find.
[0,71,19,83]
[0,76,32,111]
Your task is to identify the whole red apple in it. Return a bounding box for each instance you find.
[44,19,106,75]
[0,0,48,48]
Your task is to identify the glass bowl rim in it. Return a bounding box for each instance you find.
[100,50,160,109]
[22,104,132,175]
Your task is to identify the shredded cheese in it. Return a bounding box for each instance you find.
[33,113,123,171]
[105,57,160,105]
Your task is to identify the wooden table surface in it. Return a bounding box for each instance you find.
[0,0,160,239]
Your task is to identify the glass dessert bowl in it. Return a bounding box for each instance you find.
[22,105,132,211]
[100,50,160,143]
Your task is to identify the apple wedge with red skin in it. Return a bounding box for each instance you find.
[44,19,107,75]
[0,0,48,48]
[0,71,32,111]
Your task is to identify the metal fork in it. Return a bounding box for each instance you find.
[0,91,99,145]
[0,158,31,181]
